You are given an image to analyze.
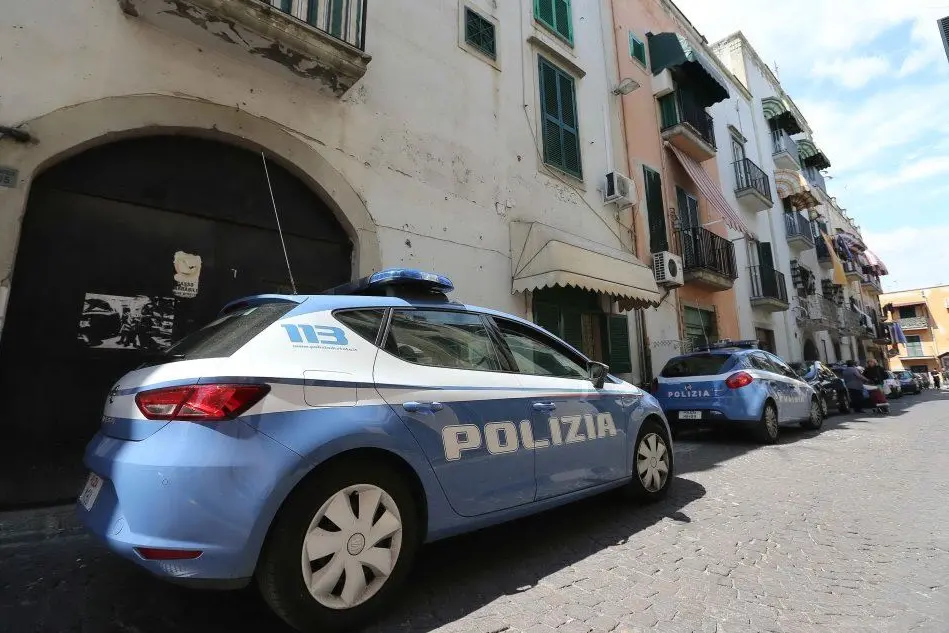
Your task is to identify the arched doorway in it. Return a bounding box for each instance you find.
[803,338,819,362]
[0,135,352,507]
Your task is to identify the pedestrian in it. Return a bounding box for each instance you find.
[842,360,870,413]
[932,371,941,389]
[863,358,886,386]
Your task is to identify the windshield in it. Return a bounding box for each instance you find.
[156,301,296,363]
[661,353,733,378]
[895,371,913,380]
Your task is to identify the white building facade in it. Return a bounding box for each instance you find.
[0,0,661,505]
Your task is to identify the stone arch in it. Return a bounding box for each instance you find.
[0,94,381,302]
[803,337,820,362]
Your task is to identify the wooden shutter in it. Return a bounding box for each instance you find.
[629,32,646,65]
[276,0,292,11]
[604,314,632,374]
[535,0,572,43]
[538,57,582,178]
[561,308,584,351]
[758,241,775,270]
[643,167,668,253]
[534,302,561,337]
[658,94,677,129]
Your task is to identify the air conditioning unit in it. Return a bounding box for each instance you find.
[603,171,637,208]
[651,68,674,98]
[653,251,684,288]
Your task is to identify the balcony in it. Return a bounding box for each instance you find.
[784,211,814,251]
[838,308,862,335]
[658,91,717,162]
[749,266,790,312]
[842,260,863,283]
[860,273,882,293]
[797,295,840,333]
[771,130,799,171]
[815,237,834,270]
[802,165,827,194]
[674,227,738,291]
[733,158,773,212]
[118,0,371,96]
[899,316,929,331]
[902,342,938,359]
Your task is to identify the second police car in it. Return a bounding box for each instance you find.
[76,269,673,632]
[652,340,823,443]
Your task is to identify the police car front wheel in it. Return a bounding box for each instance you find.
[628,419,673,502]
[257,459,420,633]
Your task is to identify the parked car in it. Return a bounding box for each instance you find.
[789,361,851,415]
[894,370,921,395]
[76,269,672,632]
[884,371,902,398]
[652,340,822,444]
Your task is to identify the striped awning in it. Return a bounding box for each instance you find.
[666,143,756,238]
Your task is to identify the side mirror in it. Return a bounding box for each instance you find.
[588,361,609,389]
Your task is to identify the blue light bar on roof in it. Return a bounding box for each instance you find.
[322,268,454,295]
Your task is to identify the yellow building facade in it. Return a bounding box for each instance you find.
[880,285,949,374]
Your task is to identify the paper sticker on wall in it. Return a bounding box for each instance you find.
[173,251,202,298]
[77,294,176,350]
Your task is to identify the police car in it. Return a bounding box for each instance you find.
[77,269,673,632]
[652,340,822,443]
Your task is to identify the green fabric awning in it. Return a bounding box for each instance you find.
[798,139,831,169]
[761,97,804,135]
[647,32,729,106]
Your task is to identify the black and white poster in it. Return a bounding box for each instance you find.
[77,293,176,350]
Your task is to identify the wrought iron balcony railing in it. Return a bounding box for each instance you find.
[784,211,814,246]
[771,130,799,164]
[750,266,788,303]
[733,158,773,204]
[898,316,929,330]
[673,227,738,280]
[658,90,716,149]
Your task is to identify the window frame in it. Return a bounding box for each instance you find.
[332,307,388,346]
[538,55,583,179]
[378,307,510,374]
[487,315,592,382]
[463,6,497,60]
[628,31,647,67]
[534,0,574,46]
[458,2,501,69]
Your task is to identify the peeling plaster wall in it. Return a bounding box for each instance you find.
[0,0,630,327]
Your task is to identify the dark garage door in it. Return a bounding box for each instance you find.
[0,136,353,507]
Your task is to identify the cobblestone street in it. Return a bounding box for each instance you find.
[3,391,948,633]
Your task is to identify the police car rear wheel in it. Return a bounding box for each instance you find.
[628,420,672,502]
[257,460,420,633]
[754,403,779,444]
[801,397,824,431]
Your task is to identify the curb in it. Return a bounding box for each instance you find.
[0,504,84,546]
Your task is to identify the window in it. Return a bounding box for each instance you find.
[538,57,582,178]
[684,307,717,350]
[464,7,496,60]
[643,166,668,253]
[755,327,776,354]
[676,186,700,227]
[534,0,573,44]
[749,352,775,373]
[731,135,745,162]
[764,352,798,379]
[494,318,588,379]
[898,306,916,319]
[660,353,733,378]
[334,309,385,344]
[271,0,292,13]
[164,301,295,361]
[628,31,647,66]
[384,310,502,371]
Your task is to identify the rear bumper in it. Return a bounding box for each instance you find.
[78,420,303,582]
[663,403,761,424]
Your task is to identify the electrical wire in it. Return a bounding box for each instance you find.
[261,151,298,295]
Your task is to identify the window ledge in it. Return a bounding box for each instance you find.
[528,33,585,78]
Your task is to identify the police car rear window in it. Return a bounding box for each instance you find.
[660,354,732,378]
[161,302,296,361]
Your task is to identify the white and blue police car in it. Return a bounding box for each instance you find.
[77,268,673,632]
[651,340,822,443]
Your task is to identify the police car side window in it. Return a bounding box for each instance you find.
[384,310,503,372]
[491,318,588,380]
[765,353,797,379]
[748,353,774,373]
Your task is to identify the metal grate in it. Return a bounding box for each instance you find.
[465,7,496,60]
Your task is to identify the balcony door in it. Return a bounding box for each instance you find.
[676,186,700,268]
[905,335,923,357]
[757,241,779,298]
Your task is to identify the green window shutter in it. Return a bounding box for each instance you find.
[675,186,689,226]
[606,314,632,374]
[535,0,573,44]
[758,241,775,270]
[464,8,497,59]
[329,0,345,38]
[628,32,646,65]
[561,308,584,351]
[538,57,582,178]
[276,0,292,12]
[643,166,668,253]
[658,93,678,129]
[534,302,562,337]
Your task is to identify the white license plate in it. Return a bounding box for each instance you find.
[79,473,104,511]
[679,410,703,420]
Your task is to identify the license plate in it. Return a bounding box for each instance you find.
[78,473,103,511]
[679,410,702,420]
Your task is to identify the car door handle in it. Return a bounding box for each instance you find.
[532,401,557,412]
[402,401,444,413]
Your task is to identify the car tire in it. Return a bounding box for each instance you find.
[257,459,421,633]
[837,390,851,414]
[801,396,824,431]
[627,418,673,503]
[754,402,779,444]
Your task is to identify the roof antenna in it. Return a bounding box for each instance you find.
[261,151,298,295]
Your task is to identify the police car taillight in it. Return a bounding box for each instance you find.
[135,384,270,421]
[725,372,754,389]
